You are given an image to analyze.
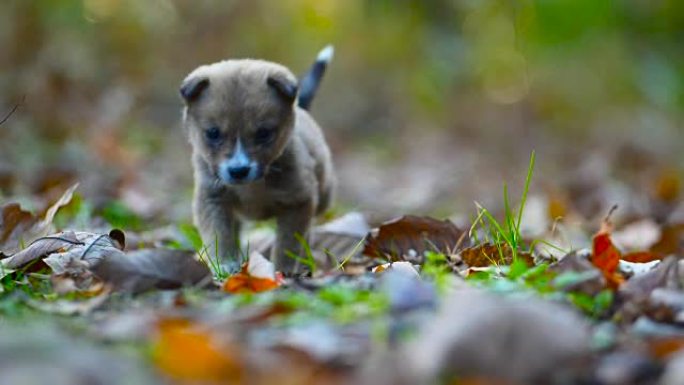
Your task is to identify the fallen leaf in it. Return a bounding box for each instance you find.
[223,251,282,293]
[460,243,533,268]
[651,224,684,256]
[91,248,211,294]
[591,214,625,289]
[4,230,209,294]
[363,215,467,261]
[153,318,242,382]
[0,183,78,255]
[39,182,79,226]
[1,231,84,270]
[622,251,663,263]
[0,203,34,254]
[654,169,681,203]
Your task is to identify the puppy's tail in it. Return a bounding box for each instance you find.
[298,45,334,111]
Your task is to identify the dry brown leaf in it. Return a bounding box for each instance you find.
[0,203,34,254]
[1,231,83,270]
[654,169,681,203]
[91,248,211,294]
[363,215,467,261]
[4,229,209,294]
[651,224,684,256]
[0,183,78,255]
[460,243,533,268]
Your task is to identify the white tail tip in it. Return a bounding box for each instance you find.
[317,44,334,63]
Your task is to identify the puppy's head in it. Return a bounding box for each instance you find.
[180,60,298,185]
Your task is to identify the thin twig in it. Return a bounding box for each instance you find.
[0,95,25,126]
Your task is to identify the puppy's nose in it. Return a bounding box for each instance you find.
[228,166,251,180]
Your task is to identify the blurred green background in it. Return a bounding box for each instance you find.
[1,0,683,224]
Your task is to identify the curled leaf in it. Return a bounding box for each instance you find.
[0,183,78,255]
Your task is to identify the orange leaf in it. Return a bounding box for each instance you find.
[223,251,281,294]
[223,274,280,293]
[153,318,241,381]
[621,251,663,263]
[648,336,684,359]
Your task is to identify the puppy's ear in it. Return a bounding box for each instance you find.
[180,76,210,103]
[267,76,298,104]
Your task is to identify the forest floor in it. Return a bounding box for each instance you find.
[4,145,684,385]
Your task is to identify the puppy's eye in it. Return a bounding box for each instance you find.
[254,126,275,145]
[204,127,222,143]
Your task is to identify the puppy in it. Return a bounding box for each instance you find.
[180,46,335,274]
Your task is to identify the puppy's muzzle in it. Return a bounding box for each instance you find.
[228,166,251,180]
[218,139,263,184]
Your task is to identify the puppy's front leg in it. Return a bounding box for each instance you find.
[193,188,242,273]
[274,201,315,274]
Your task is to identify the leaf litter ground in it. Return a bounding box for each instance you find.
[4,154,684,384]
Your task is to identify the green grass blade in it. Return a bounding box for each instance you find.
[515,150,535,235]
[476,203,513,246]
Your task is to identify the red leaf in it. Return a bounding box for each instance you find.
[592,232,620,275]
[591,214,624,289]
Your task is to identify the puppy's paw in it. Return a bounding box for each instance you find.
[273,254,308,277]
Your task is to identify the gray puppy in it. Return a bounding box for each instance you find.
[180,46,335,274]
